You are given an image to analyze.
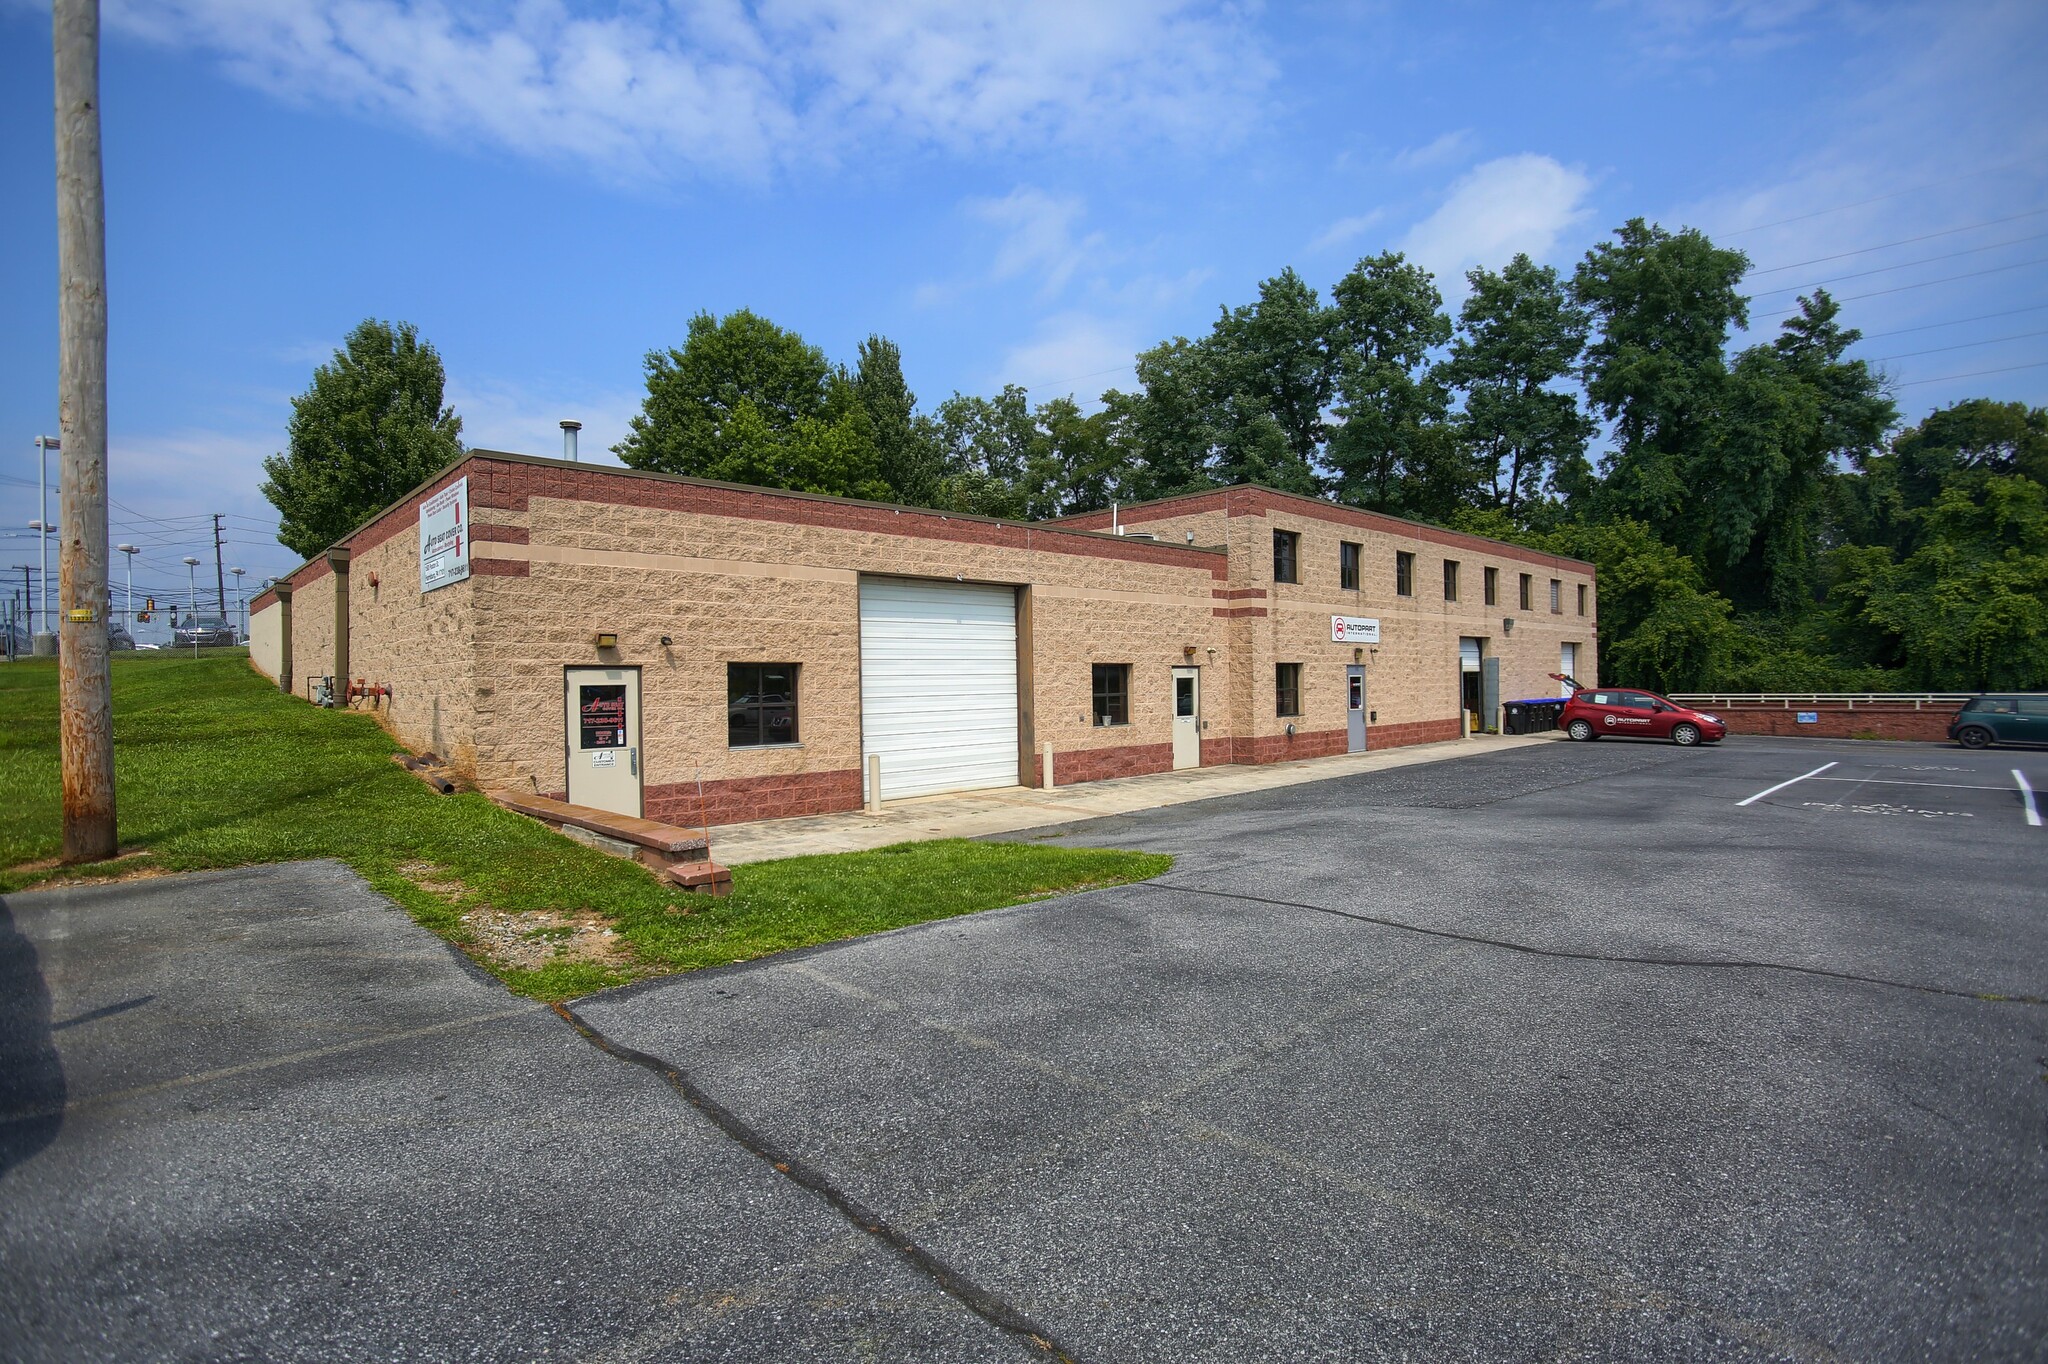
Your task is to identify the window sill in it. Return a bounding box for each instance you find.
[1091,720,1131,728]
[729,741,805,751]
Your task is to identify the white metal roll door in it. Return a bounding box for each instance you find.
[859,579,1018,800]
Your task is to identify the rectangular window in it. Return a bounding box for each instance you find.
[1273,530,1299,584]
[1549,579,1562,613]
[1396,551,1415,597]
[1519,573,1532,611]
[1092,663,1130,726]
[1443,559,1460,602]
[728,663,799,747]
[1339,541,1361,591]
[1275,662,1302,717]
[1484,566,1498,606]
[1577,583,1587,616]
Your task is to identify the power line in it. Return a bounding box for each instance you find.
[1748,207,2048,275]
[1715,153,2048,238]
[1889,360,2048,388]
[1748,231,2048,297]
[1857,303,2048,339]
[1751,257,2048,318]
[1866,329,2048,362]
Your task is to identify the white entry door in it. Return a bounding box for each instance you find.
[1171,667,1201,769]
[859,578,1019,801]
[1560,642,1579,696]
[565,667,641,817]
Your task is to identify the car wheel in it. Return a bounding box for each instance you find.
[1671,722,1701,746]
[1956,726,1993,750]
[1567,719,1596,741]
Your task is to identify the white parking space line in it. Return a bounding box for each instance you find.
[2016,769,2042,827]
[1736,761,1838,807]
[1807,777,2009,791]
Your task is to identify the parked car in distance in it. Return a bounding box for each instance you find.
[1947,694,2048,748]
[171,613,239,648]
[108,625,137,650]
[1562,687,1727,746]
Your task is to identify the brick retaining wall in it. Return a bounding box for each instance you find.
[1709,702,1957,742]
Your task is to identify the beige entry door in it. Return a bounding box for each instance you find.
[565,667,642,817]
[1171,667,1201,770]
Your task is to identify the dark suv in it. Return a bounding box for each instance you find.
[1948,694,2048,748]
[172,613,239,648]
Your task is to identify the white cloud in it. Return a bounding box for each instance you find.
[998,314,1141,405]
[1397,154,1596,290]
[966,187,1106,299]
[1393,129,1474,172]
[104,0,1275,184]
[1308,209,1386,255]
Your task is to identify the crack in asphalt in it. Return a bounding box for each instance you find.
[550,1001,1090,1364]
[1138,881,2048,1007]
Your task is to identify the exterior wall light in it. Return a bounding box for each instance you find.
[1503,617,1515,635]
[594,632,619,649]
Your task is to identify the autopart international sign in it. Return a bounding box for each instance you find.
[419,477,470,593]
[1331,615,1380,644]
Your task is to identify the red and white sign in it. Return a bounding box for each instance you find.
[1331,615,1380,644]
[419,477,470,594]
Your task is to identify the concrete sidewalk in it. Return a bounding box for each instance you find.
[707,732,1562,863]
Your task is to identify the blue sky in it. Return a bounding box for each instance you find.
[3,1,2045,629]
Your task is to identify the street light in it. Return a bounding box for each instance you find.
[230,566,246,639]
[26,520,49,637]
[181,556,201,655]
[116,543,138,630]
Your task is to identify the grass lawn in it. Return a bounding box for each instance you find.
[0,651,1169,999]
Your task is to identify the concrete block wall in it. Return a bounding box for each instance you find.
[458,458,1226,824]
[1060,488,1597,748]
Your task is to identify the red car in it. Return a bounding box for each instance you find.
[1561,686,1726,746]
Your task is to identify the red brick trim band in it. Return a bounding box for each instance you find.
[470,522,529,545]
[470,558,531,577]
[646,768,864,828]
[1213,606,1268,618]
[1213,587,1267,600]
[1050,742,1176,785]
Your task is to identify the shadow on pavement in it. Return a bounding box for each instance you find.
[0,898,65,1180]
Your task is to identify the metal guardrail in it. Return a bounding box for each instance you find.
[1669,693,1976,710]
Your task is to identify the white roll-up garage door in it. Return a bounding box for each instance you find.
[859,578,1019,801]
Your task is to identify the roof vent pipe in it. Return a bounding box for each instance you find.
[1111,501,1121,535]
[560,420,582,462]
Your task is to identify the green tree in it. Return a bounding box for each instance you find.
[262,319,466,559]
[854,335,947,506]
[1572,220,1750,537]
[1703,291,1893,610]
[616,309,903,501]
[1832,473,2048,690]
[1325,252,1462,518]
[1544,519,1737,694]
[1436,254,1594,520]
[1832,399,2047,555]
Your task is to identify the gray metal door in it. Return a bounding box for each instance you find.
[1481,656,1501,733]
[1346,665,1366,752]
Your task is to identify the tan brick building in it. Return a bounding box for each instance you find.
[248,451,1597,827]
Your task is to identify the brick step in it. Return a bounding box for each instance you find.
[488,790,730,895]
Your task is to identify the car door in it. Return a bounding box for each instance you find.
[1639,692,1682,739]
[2017,696,2048,743]
[1611,691,1663,737]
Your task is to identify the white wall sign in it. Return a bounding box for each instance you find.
[419,476,470,594]
[1331,615,1380,644]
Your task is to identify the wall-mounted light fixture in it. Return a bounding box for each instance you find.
[1353,646,1363,662]
[1503,617,1515,635]
[659,635,673,647]
[593,631,618,649]
[1183,644,1197,658]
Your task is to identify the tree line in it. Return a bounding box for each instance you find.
[263,219,2048,694]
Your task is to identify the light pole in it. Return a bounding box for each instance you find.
[32,435,57,655]
[230,566,245,639]
[181,555,199,651]
[116,543,137,630]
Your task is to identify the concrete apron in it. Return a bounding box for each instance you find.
[710,732,1564,864]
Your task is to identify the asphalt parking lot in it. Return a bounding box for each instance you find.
[5,735,2045,1361]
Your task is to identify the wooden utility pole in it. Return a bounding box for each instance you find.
[54,0,116,861]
